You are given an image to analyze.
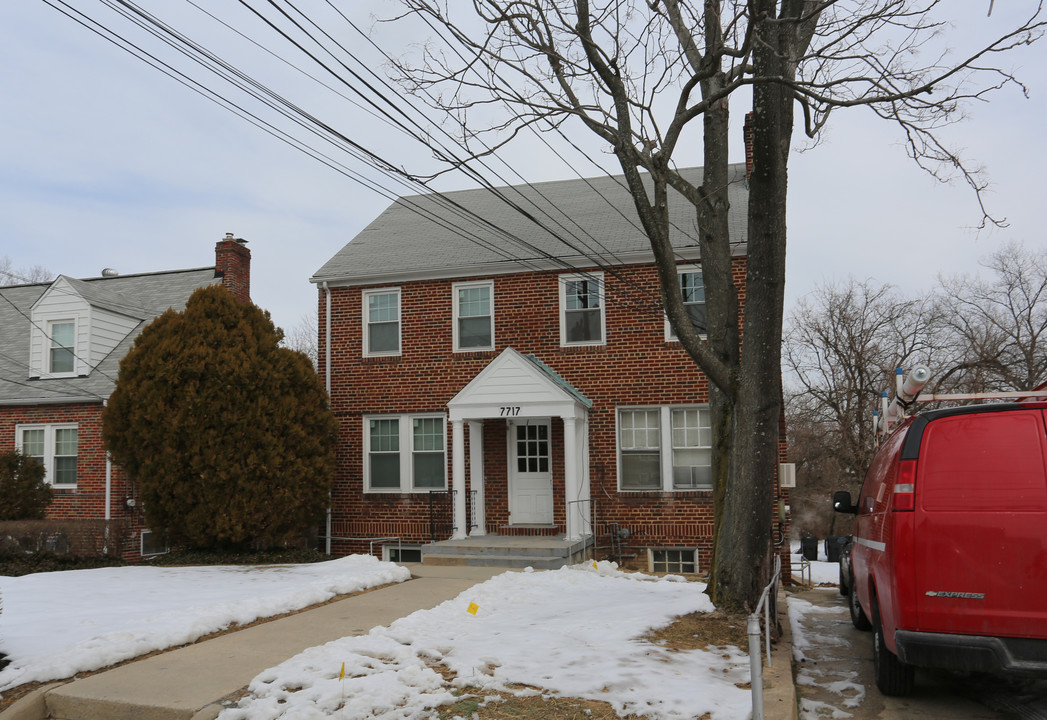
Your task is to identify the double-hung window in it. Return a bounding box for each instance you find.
[666,269,707,341]
[17,423,78,487]
[618,409,662,490]
[363,288,401,356]
[365,414,447,492]
[560,273,605,346]
[49,320,76,374]
[617,406,712,491]
[453,281,494,351]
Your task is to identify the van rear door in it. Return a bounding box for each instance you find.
[913,408,1047,638]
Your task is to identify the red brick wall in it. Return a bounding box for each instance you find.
[215,237,251,303]
[319,259,789,572]
[0,402,149,560]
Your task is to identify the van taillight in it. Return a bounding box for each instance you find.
[892,460,916,511]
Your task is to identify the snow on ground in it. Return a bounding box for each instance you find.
[790,540,841,586]
[218,562,752,720]
[788,595,865,720]
[0,555,410,693]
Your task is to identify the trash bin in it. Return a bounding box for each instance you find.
[825,536,847,563]
[800,536,818,561]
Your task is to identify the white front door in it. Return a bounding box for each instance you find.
[509,420,554,525]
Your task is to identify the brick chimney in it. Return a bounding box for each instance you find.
[744,111,754,182]
[215,233,251,303]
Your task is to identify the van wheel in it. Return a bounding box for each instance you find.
[839,565,850,596]
[849,584,871,630]
[873,605,914,696]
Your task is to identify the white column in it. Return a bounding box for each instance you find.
[563,416,579,541]
[452,418,467,539]
[468,420,486,536]
[579,414,592,537]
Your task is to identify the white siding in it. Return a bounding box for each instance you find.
[89,308,139,366]
[29,277,90,377]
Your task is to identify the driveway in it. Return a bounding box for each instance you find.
[788,587,1047,720]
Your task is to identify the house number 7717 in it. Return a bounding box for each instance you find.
[500,406,521,417]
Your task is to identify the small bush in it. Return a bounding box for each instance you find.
[0,519,130,559]
[0,451,52,520]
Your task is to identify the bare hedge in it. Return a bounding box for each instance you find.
[0,520,130,558]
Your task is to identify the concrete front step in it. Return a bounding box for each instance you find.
[421,553,573,570]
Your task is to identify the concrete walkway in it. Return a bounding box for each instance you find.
[3,565,505,720]
[2,565,800,720]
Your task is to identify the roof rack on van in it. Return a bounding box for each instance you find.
[875,368,1047,441]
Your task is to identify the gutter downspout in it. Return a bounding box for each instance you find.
[323,282,332,556]
[103,399,112,555]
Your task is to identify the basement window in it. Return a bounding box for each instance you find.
[383,544,422,563]
[650,548,698,574]
[141,529,170,557]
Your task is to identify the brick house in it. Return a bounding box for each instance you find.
[313,164,791,573]
[0,237,251,560]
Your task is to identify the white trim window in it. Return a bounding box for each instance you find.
[617,406,712,491]
[141,529,170,557]
[16,423,79,487]
[453,280,494,351]
[48,320,77,375]
[362,288,401,356]
[559,273,605,346]
[665,269,707,341]
[650,548,698,574]
[364,414,447,492]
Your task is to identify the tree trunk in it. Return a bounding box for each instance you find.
[712,0,793,611]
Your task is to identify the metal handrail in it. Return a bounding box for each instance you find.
[748,554,782,720]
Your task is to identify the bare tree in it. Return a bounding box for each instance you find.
[937,242,1047,392]
[282,312,320,370]
[0,256,53,286]
[384,0,1043,608]
[783,279,942,535]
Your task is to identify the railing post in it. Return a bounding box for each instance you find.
[748,613,764,720]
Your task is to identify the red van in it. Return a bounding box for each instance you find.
[834,402,1047,695]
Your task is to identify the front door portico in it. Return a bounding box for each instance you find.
[447,348,592,541]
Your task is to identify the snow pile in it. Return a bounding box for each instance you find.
[0,555,410,691]
[219,562,752,720]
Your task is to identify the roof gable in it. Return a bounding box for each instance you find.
[448,347,591,421]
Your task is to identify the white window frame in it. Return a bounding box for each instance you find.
[382,544,422,563]
[665,268,707,342]
[452,280,495,352]
[616,406,712,492]
[362,288,402,357]
[648,547,699,574]
[141,529,170,557]
[559,272,605,347]
[16,422,79,487]
[363,413,448,493]
[47,319,78,377]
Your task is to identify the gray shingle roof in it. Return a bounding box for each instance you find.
[312,164,748,285]
[0,267,221,405]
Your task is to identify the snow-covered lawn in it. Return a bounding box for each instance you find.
[0,555,410,693]
[0,558,752,720]
[219,563,751,720]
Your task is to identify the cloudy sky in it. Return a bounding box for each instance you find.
[1,1,1044,338]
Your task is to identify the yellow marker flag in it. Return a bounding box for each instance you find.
[467,602,479,615]
[339,661,345,681]
[592,561,598,570]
